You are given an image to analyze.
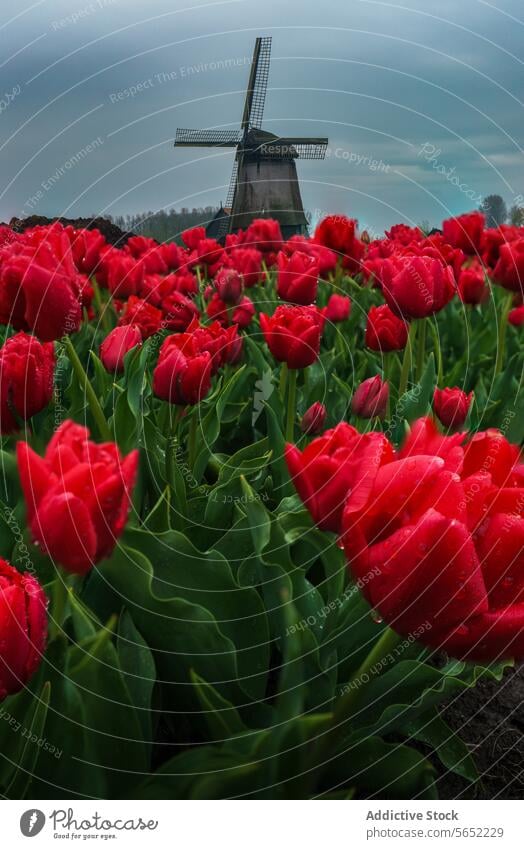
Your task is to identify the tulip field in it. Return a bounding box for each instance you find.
[1,211,524,799]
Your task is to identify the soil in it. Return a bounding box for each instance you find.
[432,664,524,799]
[5,215,134,246]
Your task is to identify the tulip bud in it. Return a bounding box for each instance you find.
[301,402,327,435]
[458,265,488,305]
[214,268,244,306]
[351,376,389,420]
[0,332,55,434]
[0,558,47,700]
[433,387,473,430]
[153,337,212,406]
[365,304,408,352]
[509,305,524,326]
[100,325,142,373]
[326,294,351,323]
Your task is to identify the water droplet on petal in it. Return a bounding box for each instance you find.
[370,609,384,624]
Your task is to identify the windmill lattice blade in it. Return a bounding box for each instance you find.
[248,37,271,129]
[281,139,329,159]
[217,159,239,239]
[241,37,272,130]
[174,128,242,147]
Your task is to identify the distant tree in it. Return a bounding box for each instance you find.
[417,219,431,236]
[107,207,220,243]
[509,204,524,226]
[480,194,507,227]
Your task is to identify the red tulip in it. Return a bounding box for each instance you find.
[351,375,389,420]
[300,401,327,435]
[433,387,473,430]
[118,296,163,338]
[99,325,142,374]
[277,251,319,305]
[365,304,408,351]
[382,255,456,319]
[206,294,255,329]
[227,248,264,287]
[67,227,106,276]
[285,423,393,532]
[160,290,200,331]
[0,243,82,341]
[214,268,244,305]
[325,294,351,323]
[17,421,138,575]
[106,254,144,298]
[181,226,206,251]
[342,419,524,661]
[314,215,364,275]
[0,558,47,701]
[492,238,524,293]
[244,218,283,253]
[259,305,325,369]
[442,212,485,255]
[153,337,212,406]
[458,264,488,305]
[284,236,338,276]
[509,305,524,326]
[385,224,424,245]
[0,332,55,434]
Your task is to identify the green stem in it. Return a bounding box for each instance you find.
[398,321,417,398]
[495,292,513,377]
[91,277,111,334]
[188,412,198,469]
[416,319,427,383]
[165,406,183,491]
[383,353,391,420]
[429,318,443,385]
[50,572,70,640]
[305,626,402,793]
[285,368,297,442]
[63,335,111,441]
[279,362,288,403]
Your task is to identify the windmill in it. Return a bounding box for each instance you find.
[174,37,328,240]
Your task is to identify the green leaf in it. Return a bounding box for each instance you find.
[118,610,156,745]
[190,671,247,742]
[5,681,51,799]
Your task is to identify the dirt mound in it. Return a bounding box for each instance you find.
[6,215,134,246]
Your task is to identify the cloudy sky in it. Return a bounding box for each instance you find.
[1,0,523,234]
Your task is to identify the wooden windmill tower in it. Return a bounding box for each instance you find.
[174,37,328,239]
